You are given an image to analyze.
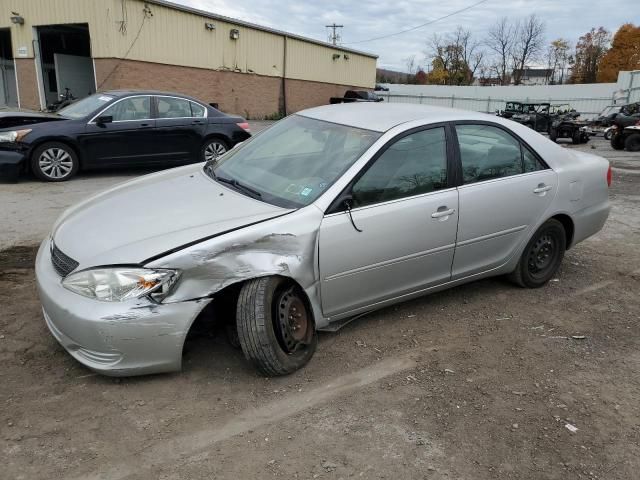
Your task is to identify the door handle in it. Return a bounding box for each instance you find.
[431,207,455,219]
[533,184,552,194]
[139,122,153,128]
[191,120,204,125]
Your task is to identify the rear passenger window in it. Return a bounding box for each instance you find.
[157,97,192,118]
[456,124,523,184]
[190,102,206,117]
[352,127,448,207]
[522,145,546,172]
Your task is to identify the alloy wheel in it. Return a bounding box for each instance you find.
[39,148,74,180]
[204,141,227,162]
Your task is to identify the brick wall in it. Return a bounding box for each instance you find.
[15,59,40,110]
[94,58,363,118]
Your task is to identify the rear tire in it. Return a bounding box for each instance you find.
[624,133,640,152]
[604,129,613,141]
[30,142,79,182]
[201,138,229,162]
[509,219,566,288]
[236,277,317,376]
[611,132,625,150]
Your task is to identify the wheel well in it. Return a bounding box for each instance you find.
[202,134,230,147]
[182,275,313,350]
[551,214,574,249]
[29,139,83,172]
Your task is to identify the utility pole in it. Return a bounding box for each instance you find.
[325,23,343,45]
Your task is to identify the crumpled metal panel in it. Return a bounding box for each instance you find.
[146,205,328,328]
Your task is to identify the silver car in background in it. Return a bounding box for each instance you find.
[35,103,611,376]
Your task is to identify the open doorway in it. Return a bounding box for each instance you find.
[0,28,18,108]
[36,23,95,108]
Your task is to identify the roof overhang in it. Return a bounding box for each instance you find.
[145,0,378,59]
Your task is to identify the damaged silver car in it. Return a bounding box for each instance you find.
[36,103,611,376]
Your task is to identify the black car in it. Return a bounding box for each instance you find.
[0,90,251,182]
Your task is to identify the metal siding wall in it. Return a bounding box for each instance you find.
[286,38,375,87]
[0,0,374,87]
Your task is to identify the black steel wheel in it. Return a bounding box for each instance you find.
[236,277,317,376]
[509,219,566,288]
[30,142,79,182]
[624,133,640,152]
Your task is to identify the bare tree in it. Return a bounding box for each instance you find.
[486,17,516,85]
[511,14,546,85]
[426,27,484,85]
[545,38,571,84]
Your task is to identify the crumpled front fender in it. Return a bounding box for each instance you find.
[146,206,328,328]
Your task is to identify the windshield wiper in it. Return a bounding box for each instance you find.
[215,174,262,199]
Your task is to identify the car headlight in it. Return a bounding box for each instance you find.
[0,129,32,143]
[62,268,180,302]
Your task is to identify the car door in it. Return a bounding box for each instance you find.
[80,95,157,168]
[153,96,207,164]
[452,122,558,279]
[319,125,459,317]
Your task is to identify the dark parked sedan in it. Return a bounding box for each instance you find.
[0,90,251,182]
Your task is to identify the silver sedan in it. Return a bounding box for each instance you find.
[35,103,611,376]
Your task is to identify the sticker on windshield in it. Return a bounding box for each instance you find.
[98,95,113,102]
[300,187,313,196]
[285,184,303,194]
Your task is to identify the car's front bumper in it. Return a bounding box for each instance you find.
[35,237,212,376]
[0,149,28,181]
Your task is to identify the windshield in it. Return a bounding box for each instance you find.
[208,115,381,208]
[58,93,115,119]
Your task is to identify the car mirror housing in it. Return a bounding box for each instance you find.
[95,115,113,125]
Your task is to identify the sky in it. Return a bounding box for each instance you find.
[177,0,638,71]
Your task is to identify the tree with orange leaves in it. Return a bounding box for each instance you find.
[597,23,640,83]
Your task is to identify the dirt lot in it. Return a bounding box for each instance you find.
[1,134,639,480]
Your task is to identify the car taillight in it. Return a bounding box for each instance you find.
[237,122,250,133]
[607,164,612,187]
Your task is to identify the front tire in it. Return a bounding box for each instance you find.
[30,142,79,182]
[236,277,317,376]
[624,133,640,152]
[509,219,566,288]
[604,129,613,140]
[611,132,625,150]
[549,128,558,142]
[202,138,229,162]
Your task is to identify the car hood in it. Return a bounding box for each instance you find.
[0,111,66,129]
[52,164,291,268]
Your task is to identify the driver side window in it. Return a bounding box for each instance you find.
[352,127,448,208]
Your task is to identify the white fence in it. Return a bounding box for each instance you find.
[378,70,640,120]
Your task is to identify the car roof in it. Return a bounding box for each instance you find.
[297,103,502,133]
[101,90,206,102]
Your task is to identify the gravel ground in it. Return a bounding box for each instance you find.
[1,133,639,480]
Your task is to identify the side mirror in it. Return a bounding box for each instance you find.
[95,115,113,125]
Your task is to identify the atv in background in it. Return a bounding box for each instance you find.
[590,102,639,138]
[549,111,590,144]
[496,101,524,119]
[609,111,640,151]
[509,102,553,133]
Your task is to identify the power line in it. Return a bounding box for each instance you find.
[343,0,490,45]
